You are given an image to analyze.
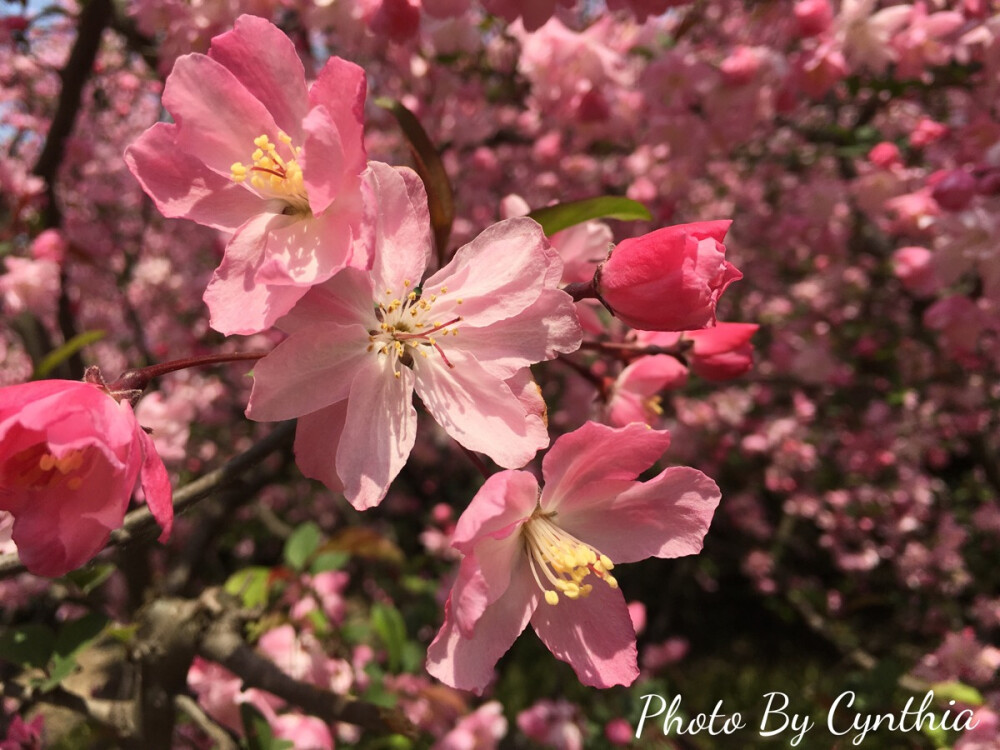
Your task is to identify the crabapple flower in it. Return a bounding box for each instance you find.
[605,355,688,427]
[636,323,760,382]
[247,162,582,510]
[426,421,720,691]
[0,379,173,577]
[596,220,742,332]
[126,15,369,335]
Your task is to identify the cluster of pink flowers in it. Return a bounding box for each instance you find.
[0,12,740,717]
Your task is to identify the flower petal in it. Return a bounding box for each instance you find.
[277,268,375,335]
[557,467,721,564]
[125,123,262,232]
[454,289,582,379]
[308,56,368,176]
[293,401,348,493]
[426,561,538,693]
[246,325,369,422]
[366,162,432,292]
[301,106,347,216]
[137,423,173,542]
[336,358,417,510]
[206,15,308,139]
[450,534,524,637]
[422,218,551,328]
[203,212,307,335]
[530,577,638,688]
[413,349,547,469]
[452,470,538,551]
[163,53,281,177]
[540,421,671,513]
[252,206,357,288]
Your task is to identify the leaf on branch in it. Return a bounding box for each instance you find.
[224,567,273,609]
[374,97,455,263]
[240,703,295,750]
[39,613,109,691]
[324,527,404,565]
[0,624,55,669]
[33,329,106,380]
[283,522,322,572]
[371,603,407,673]
[527,196,652,237]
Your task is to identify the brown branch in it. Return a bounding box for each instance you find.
[199,608,416,738]
[33,0,112,227]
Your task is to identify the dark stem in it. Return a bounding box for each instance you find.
[578,340,692,360]
[555,354,608,397]
[562,280,598,303]
[108,351,270,394]
[457,443,491,480]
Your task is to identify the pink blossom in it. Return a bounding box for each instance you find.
[892,246,940,296]
[0,715,43,750]
[362,0,421,42]
[247,163,581,509]
[684,323,760,381]
[794,0,834,37]
[929,168,978,211]
[604,717,634,745]
[29,229,67,264]
[955,707,999,750]
[126,15,369,335]
[434,701,508,750]
[426,421,720,691]
[483,0,574,32]
[0,379,173,577]
[597,221,740,332]
[0,256,59,321]
[516,700,585,750]
[868,141,903,169]
[605,355,688,427]
[270,714,334,750]
[910,117,949,148]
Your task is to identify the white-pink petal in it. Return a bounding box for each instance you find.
[336,358,417,510]
[413,349,548,469]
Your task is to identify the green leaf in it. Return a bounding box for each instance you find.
[33,329,106,379]
[0,624,55,669]
[930,681,984,707]
[283,522,322,571]
[38,613,109,691]
[62,563,115,594]
[310,551,349,574]
[374,97,455,260]
[240,703,294,750]
[225,567,272,609]
[371,603,408,673]
[527,196,652,237]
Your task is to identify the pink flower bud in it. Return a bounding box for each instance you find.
[868,141,902,169]
[29,229,67,264]
[598,220,741,331]
[892,246,939,296]
[686,322,760,381]
[719,46,761,86]
[605,718,634,745]
[929,168,977,211]
[910,117,948,148]
[794,0,833,36]
[0,380,173,577]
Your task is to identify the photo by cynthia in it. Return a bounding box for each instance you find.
[1,2,999,749]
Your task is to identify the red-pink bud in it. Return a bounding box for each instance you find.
[598,220,741,331]
[868,141,902,169]
[686,322,759,381]
[794,0,833,36]
[0,380,173,577]
[928,168,977,211]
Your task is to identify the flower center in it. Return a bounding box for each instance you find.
[4,444,92,493]
[230,132,310,214]
[367,280,462,378]
[522,510,617,605]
